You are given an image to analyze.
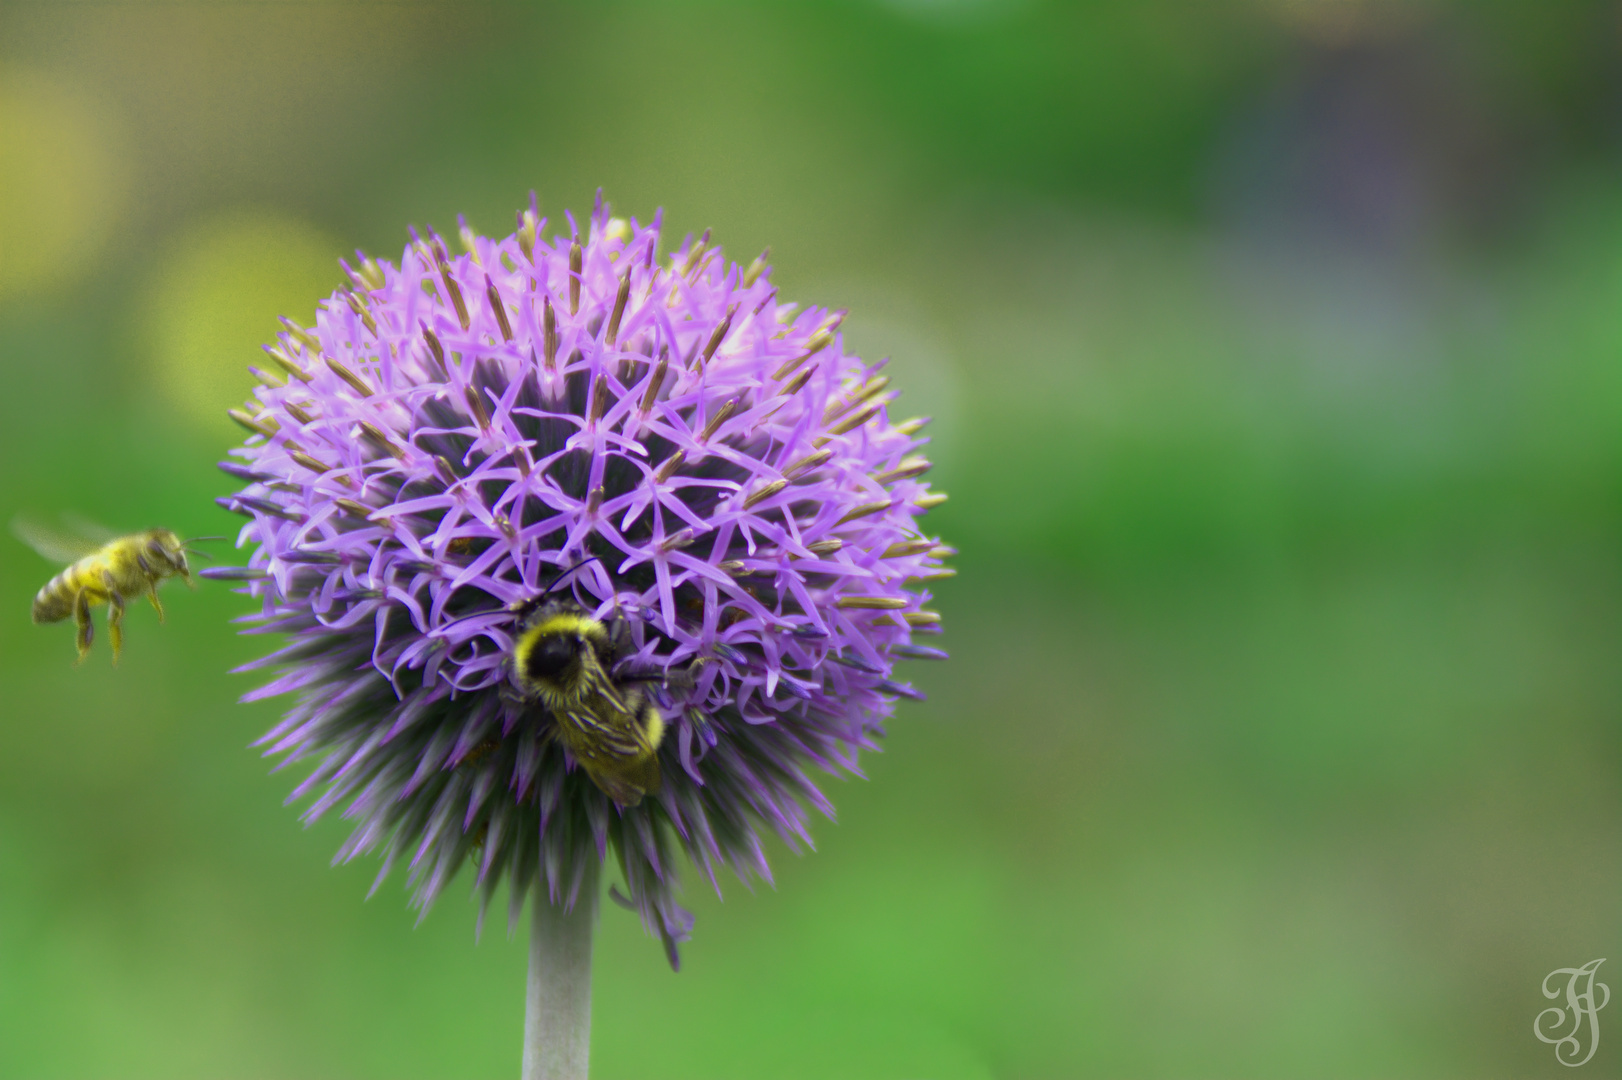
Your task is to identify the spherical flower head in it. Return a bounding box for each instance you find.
[212,195,952,966]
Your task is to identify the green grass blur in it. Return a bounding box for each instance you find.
[3,2,1622,1077]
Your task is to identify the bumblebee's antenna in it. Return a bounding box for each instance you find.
[509,555,607,621]
[539,555,604,596]
[438,555,609,630]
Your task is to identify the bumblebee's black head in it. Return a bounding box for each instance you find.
[510,599,611,699]
[522,632,577,680]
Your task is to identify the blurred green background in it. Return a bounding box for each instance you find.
[3,1,1622,1077]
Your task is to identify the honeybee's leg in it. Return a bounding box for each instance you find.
[107,593,127,664]
[72,591,94,664]
[146,575,166,622]
[102,572,126,664]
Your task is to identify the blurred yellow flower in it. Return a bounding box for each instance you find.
[145,210,339,431]
[0,66,129,299]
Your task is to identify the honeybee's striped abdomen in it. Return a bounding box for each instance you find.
[31,563,94,623]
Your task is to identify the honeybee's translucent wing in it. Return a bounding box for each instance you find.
[59,512,118,545]
[10,515,105,564]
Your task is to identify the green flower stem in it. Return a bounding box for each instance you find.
[522,859,600,1080]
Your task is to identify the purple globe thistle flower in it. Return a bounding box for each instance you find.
[211,195,952,971]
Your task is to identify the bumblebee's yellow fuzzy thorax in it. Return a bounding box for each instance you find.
[520,612,607,646]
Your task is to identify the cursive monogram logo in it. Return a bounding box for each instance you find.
[1537,959,1610,1067]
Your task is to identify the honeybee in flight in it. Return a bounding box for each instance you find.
[13,516,212,664]
[488,561,669,807]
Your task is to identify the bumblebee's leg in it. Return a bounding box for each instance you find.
[102,572,126,664]
[73,591,94,664]
[607,614,634,662]
[146,576,166,622]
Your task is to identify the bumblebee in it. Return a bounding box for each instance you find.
[14,518,198,664]
[508,591,666,808]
